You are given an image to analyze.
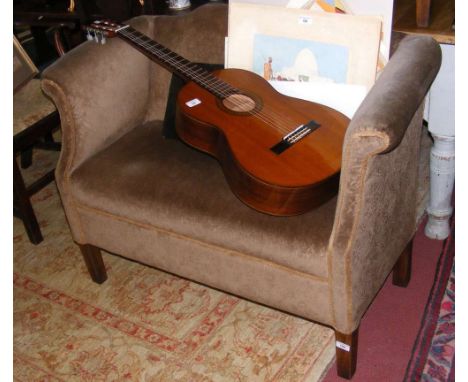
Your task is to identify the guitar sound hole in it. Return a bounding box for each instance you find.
[222,94,257,113]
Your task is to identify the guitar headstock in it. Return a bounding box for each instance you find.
[84,20,126,44]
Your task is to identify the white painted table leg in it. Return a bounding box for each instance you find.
[424,134,455,240]
[424,43,454,240]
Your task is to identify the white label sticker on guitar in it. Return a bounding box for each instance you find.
[298,15,313,25]
[186,98,202,108]
[336,341,351,352]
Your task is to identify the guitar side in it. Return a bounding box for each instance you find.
[175,68,349,216]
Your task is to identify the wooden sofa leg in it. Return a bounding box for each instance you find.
[335,327,359,379]
[392,239,413,287]
[79,244,107,284]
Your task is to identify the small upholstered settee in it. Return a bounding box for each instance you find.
[41,4,441,378]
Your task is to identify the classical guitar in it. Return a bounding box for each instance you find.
[85,21,350,216]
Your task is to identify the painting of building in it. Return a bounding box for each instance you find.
[252,34,349,83]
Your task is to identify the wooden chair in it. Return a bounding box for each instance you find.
[13,39,61,244]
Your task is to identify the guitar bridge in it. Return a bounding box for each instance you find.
[270,120,320,155]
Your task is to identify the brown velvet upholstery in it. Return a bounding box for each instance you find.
[41,3,441,373]
[70,121,336,279]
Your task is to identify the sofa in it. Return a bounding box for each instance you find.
[41,4,441,378]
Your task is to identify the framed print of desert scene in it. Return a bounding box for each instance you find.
[253,34,349,84]
[227,1,382,91]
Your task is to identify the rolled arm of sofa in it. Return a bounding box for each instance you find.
[41,16,153,173]
[347,35,441,154]
[327,35,441,334]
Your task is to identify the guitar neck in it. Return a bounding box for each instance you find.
[116,25,234,99]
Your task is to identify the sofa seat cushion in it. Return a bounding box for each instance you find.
[70,121,337,278]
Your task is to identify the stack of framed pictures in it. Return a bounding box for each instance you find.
[225,1,385,117]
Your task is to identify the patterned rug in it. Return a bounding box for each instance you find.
[13,150,335,381]
[403,220,455,382]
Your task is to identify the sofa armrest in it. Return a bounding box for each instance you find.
[328,35,441,333]
[347,35,441,154]
[41,16,153,174]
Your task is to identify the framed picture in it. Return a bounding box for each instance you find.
[294,0,394,69]
[13,35,38,93]
[226,1,382,91]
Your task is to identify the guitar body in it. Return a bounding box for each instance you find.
[176,68,350,216]
[84,22,349,216]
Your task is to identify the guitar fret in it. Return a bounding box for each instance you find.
[118,26,236,98]
[124,30,214,82]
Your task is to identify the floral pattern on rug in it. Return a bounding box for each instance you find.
[421,261,455,382]
[403,218,455,382]
[13,150,335,381]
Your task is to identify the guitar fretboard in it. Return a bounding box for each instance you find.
[117,26,236,99]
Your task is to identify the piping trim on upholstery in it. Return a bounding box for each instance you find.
[41,79,88,242]
[75,201,329,283]
[326,130,389,332]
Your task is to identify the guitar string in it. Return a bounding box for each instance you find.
[120,29,236,96]
[136,33,299,136]
[118,28,300,136]
[113,27,243,102]
[118,28,298,134]
[119,29,254,107]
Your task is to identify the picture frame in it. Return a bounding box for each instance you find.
[226,1,382,91]
[13,35,39,93]
[297,0,394,69]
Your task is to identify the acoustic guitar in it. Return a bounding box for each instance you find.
[86,21,350,216]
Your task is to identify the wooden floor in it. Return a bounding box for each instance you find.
[393,0,455,44]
